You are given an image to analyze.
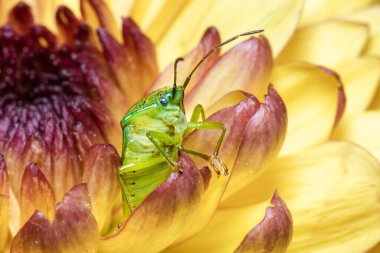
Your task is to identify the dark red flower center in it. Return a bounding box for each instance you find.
[0,2,116,197]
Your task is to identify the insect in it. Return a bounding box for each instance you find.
[118,29,264,214]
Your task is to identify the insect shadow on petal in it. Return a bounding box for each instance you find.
[118,29,264,214]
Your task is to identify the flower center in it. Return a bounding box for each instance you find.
[0,10,114,198]
[0,24,89,107]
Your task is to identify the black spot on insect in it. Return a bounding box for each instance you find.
[159,97,168,105]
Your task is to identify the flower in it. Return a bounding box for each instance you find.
[0,1,379,253]
[0,1,291,252]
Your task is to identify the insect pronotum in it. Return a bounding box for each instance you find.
[118,29,264,214]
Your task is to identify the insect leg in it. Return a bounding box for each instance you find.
[186,104,226,157]
[146,131,181,172]
[186,113,228,175]
[184,104,206,136]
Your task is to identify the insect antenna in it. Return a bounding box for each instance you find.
[173,57,184,96]
[182,29,264,89]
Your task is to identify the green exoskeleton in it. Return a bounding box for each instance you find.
[119,29,264,213]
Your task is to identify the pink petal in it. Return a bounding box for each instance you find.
[223,85,287,199]
[11,184,98,253]
[99,154,209,253]
[82,144,120,233]
[185,35,272,111]
[234,192,292,253]
[149,27,221,93]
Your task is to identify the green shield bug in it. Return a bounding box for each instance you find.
[118,29,264,214]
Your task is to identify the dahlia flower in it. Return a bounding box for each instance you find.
[0,0,379,253]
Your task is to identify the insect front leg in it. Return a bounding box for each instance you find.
[146,131,182,173]
[184,104,228,175]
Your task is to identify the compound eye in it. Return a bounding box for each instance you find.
[159,97,168,105]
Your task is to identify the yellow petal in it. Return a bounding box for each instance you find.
[270,63,344,155]
[332,111,380,161]
[19,163,56,225]
[11,184,99,253]
[81,0,120,41]
[82,144,120,234]
[339,5,380,58]
[99,154,206,253]
[368,242,380,253]
[276,21,369,67]
[224,142,380,252]
[339,5,380,34]
[131,0,189,45]
[0,156,9,252]
[155,0,303,68]
[104,0,136,29]
[333,57,380,116]
[299,0,377,28]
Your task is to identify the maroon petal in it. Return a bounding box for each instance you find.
[98,19,158,106]
[82,144,120,233]
[11,184,98,253]
[19,163,56,226]
[8,2,34,34]
[99,154,209,252]
[56,6,95,47]
[234,192,293,253]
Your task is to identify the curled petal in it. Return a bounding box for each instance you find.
[223,85,287,200]
[81,0,120,40]
[149,27,221,92]
[276,20,369,67]
[235,192,293,253]
[82,144,120,233]
[234,192,292,253]
[99,154,208,253]
[270,62,344,155]
[8,2,34,34]
[11,184,98,253]
[20,163,56,225]
[56,6,95,47]
[155,0,303,67]
[186,36,272,111]
[333,57,380,116]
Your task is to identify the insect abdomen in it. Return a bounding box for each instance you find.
[119,160,171,210]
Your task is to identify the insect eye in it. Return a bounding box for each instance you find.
[159,97,168,105]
